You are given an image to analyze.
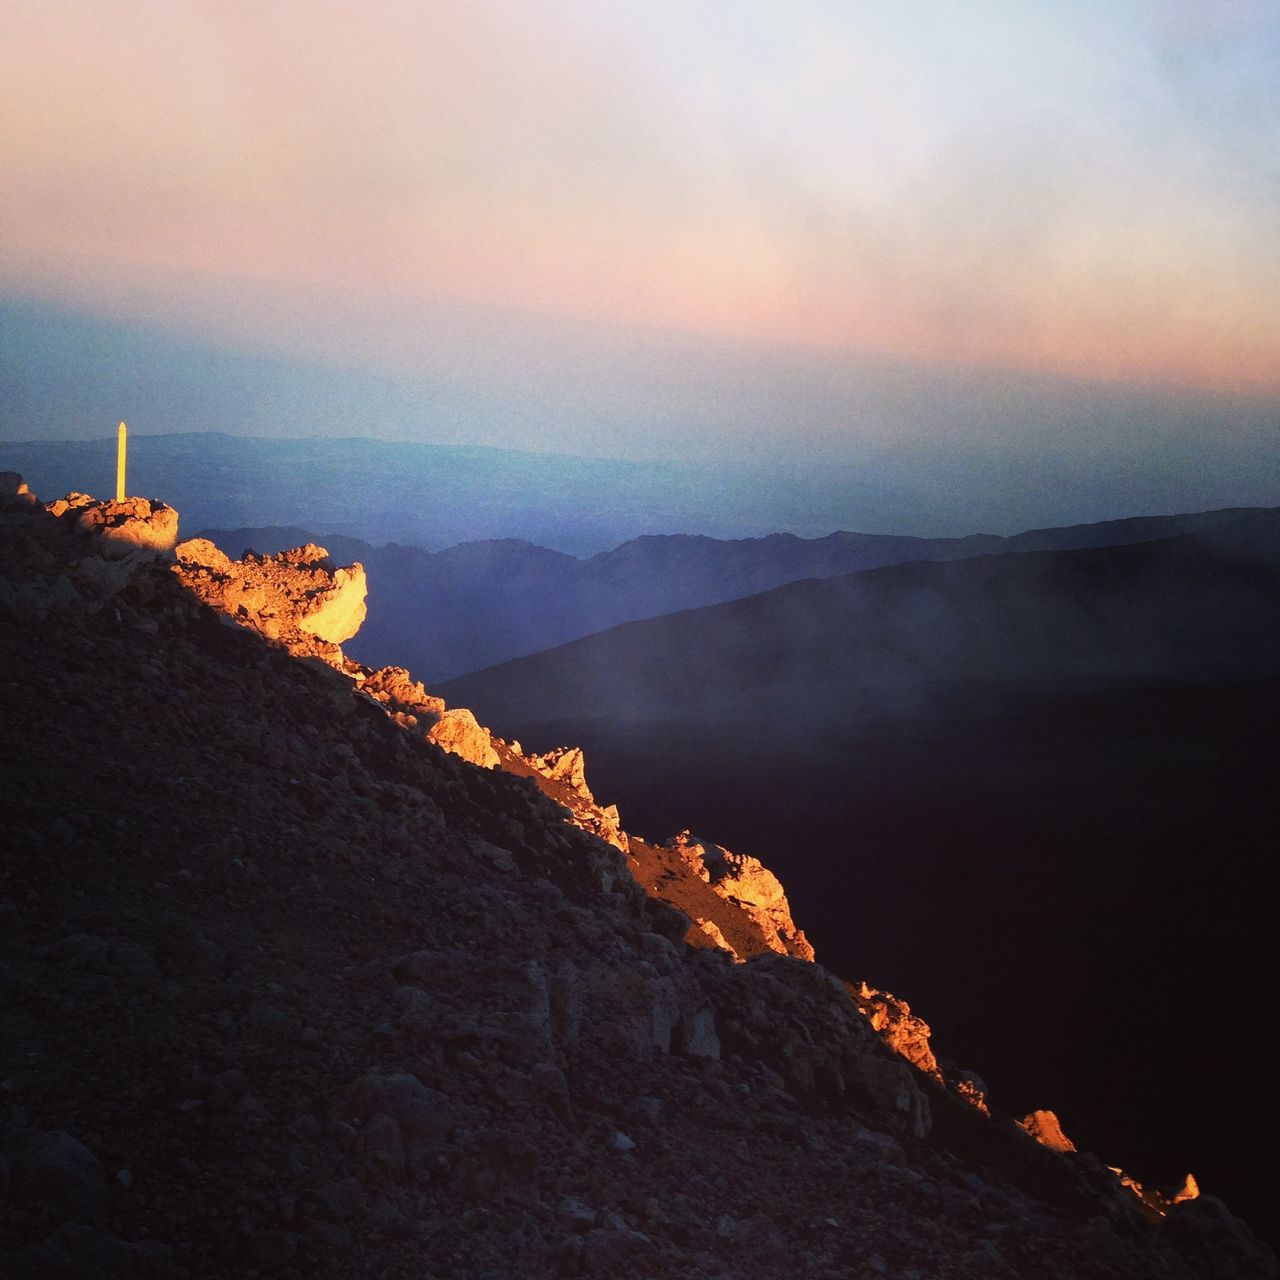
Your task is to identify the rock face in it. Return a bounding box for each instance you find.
[425,707,501,769]
[174,539,367,656]
[851,982,943,1081]
[1020,1108,1078,1154]
[72,495,180,558]
[2,480,1274,1280]
[663,831,815,962]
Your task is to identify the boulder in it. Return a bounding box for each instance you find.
[173,537,231,572]
[426,708,500,769]
[75,498,179,559]
[173,540,367,656]
[297,563,367,644]
[0,471,37,507]
[1018,1109,1078,1154]
[7,1128,109,1223]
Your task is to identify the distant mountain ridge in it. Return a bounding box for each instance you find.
[203,505,1265,681]
[437,507,1280,726]
[0,430,913,556]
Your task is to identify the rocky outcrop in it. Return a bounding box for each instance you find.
[490,736,630,852]
[1,471,37,507]
[1020,1108,1077,1154]
[850,982,943,1081]
[356,666,445,723]
[663,831,814,962]
[173,539,367,656]
[425,707,501,769]
[526,746,590,796]
[1014,1108,1206,1221]
[70,495,179,559]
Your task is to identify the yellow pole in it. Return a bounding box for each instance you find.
[116,421,127,501]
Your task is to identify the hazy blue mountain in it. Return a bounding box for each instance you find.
[438,509,1280,727]
[6,298,1280,549]
[204,506,1263,681]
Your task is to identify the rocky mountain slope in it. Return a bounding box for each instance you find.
[203,506,1260,681]
[1,474,1274,1279]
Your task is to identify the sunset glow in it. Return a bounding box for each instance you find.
[3,1,1279,454]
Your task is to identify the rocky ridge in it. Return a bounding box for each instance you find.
[1,478,1273,1279]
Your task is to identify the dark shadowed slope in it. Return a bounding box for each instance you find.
[439,510,1280,1241]
[204,505,1263,681]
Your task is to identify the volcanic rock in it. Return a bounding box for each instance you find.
[5,1129,109,1225]
[665,831,815,961]
[1,484,1273,1279]
[851,981,943,1082]
[174,538,367,654]
[1019,1108,1078,1154]
[425,707,500,768]
[73,496,179,559]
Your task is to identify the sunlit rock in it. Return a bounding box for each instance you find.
[1,471,37,507]
[171,537,230,573]
[73,496,179,559]
[1107,1165,1204,1216]
[299,562,367,643]
[690,917,738,957]
[1019,1109,1078,1153]
[359,666,445,719]
[173,539,366,659]
[851,981,943,1082]
[42,492,94,517]
[666,831,814,962]
[501,738,629,851]
[426,707,500,769]
[527,746,591,799]
[954,1071,990,1115]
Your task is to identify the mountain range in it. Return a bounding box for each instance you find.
[204,506,1262,682]
[6,296,1280,537]
[0,430,912,557]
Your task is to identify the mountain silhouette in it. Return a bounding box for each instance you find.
[204,505,1262,681]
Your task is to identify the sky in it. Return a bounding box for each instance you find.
[2,0,1279,468]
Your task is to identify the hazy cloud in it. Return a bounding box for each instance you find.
[2,0,1279,458]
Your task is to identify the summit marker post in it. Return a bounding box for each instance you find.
[116,421,127,501]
